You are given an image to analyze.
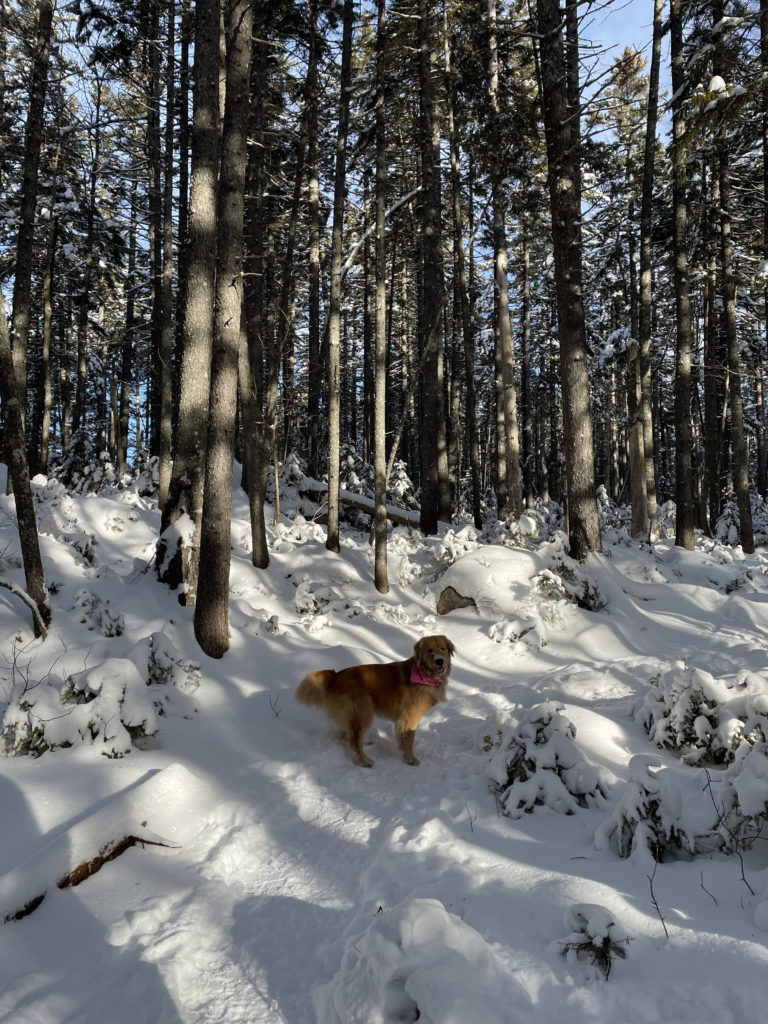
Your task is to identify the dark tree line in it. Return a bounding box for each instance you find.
[1,0,768,650]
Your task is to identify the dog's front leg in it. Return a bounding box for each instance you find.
[395,722,420,766]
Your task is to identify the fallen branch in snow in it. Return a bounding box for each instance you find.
[0,579,48,639]
[4,832,179,923]
[6,833,178,922]
[0,763,201,925]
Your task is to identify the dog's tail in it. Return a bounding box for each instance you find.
[295,669,335,708]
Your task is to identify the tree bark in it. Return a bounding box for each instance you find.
[536,0,601,559]
[417,0,448,535]
[670,0,695,550]
[637,0,663,537]
[194,0,252,658]
[326,0,354,553]
[10,0,55,416]
[488,0,523,520]
[158,0,220,600]
[0,293,50,634]
[373,0,389,592]
[714,1,753,553]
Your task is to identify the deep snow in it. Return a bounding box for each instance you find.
[1,466,767,1023]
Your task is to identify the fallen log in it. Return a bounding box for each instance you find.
[300,484,421,528]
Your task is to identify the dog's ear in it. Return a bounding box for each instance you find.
[445,637,456,657]
[413,638,427,665]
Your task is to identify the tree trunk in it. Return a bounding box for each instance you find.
[194,0,252,658]
[488,0,523,520]
[536,0,601,559]
[157,0,176,508]
[714,1,753,553]
[444,17,481,527]
[418,0,447,535]
[637,0,663,537]
[670,0,695,550]
[326,0,354,553]
[373,0,389,593]
[306,0,322,481]
[10,0,55,416]
[0,293,49,634]
[158,0,220,599]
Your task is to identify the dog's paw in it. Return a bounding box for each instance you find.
[403,754,420,766]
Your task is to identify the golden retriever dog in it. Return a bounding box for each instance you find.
[295,636,456,767]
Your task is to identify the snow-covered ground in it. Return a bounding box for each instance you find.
[1,466,767,1023]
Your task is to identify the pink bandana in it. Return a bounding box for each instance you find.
[410,662,443,686]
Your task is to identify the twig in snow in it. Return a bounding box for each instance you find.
[647,858,669,939]
[465,803,477,832]
[700,872,718,905]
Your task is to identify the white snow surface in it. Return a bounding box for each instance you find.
[1,467,768,1023]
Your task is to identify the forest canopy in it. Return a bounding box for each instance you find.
[1,0,767,652]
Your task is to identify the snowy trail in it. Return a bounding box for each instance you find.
[3,478,768,1022]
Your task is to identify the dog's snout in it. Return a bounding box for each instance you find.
[434,655,445,668]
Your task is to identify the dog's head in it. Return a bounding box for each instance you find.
[413,635,455,679]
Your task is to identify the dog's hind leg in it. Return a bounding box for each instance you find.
[345,701,375,767]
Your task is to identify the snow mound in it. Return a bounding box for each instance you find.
[317,897,529,1024]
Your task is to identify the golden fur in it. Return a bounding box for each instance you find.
[295,635,456,767]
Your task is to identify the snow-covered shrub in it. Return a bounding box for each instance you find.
[1,631,200,758]
[386,460,419,512]
[538,532,606,611]
[388,528,424,585]
[487,702,611,819]
[134,453,160,497]
[595,754,695,863]
[1,659,157,758]
[656,499,677,539]
[72,588,123,635]
[488,619,541,651]
[557,904,630,981]
[713,717,768,853]
[55,434,125,495]
[633,662,768,766]
[750,493,768,546]
[595,485,632,545]
[715,500,741,546]
[292,576,363,627]
[59,658,159,757]
[316,897,523,1024]
[143,631,201,693]
[436,525,480,565]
